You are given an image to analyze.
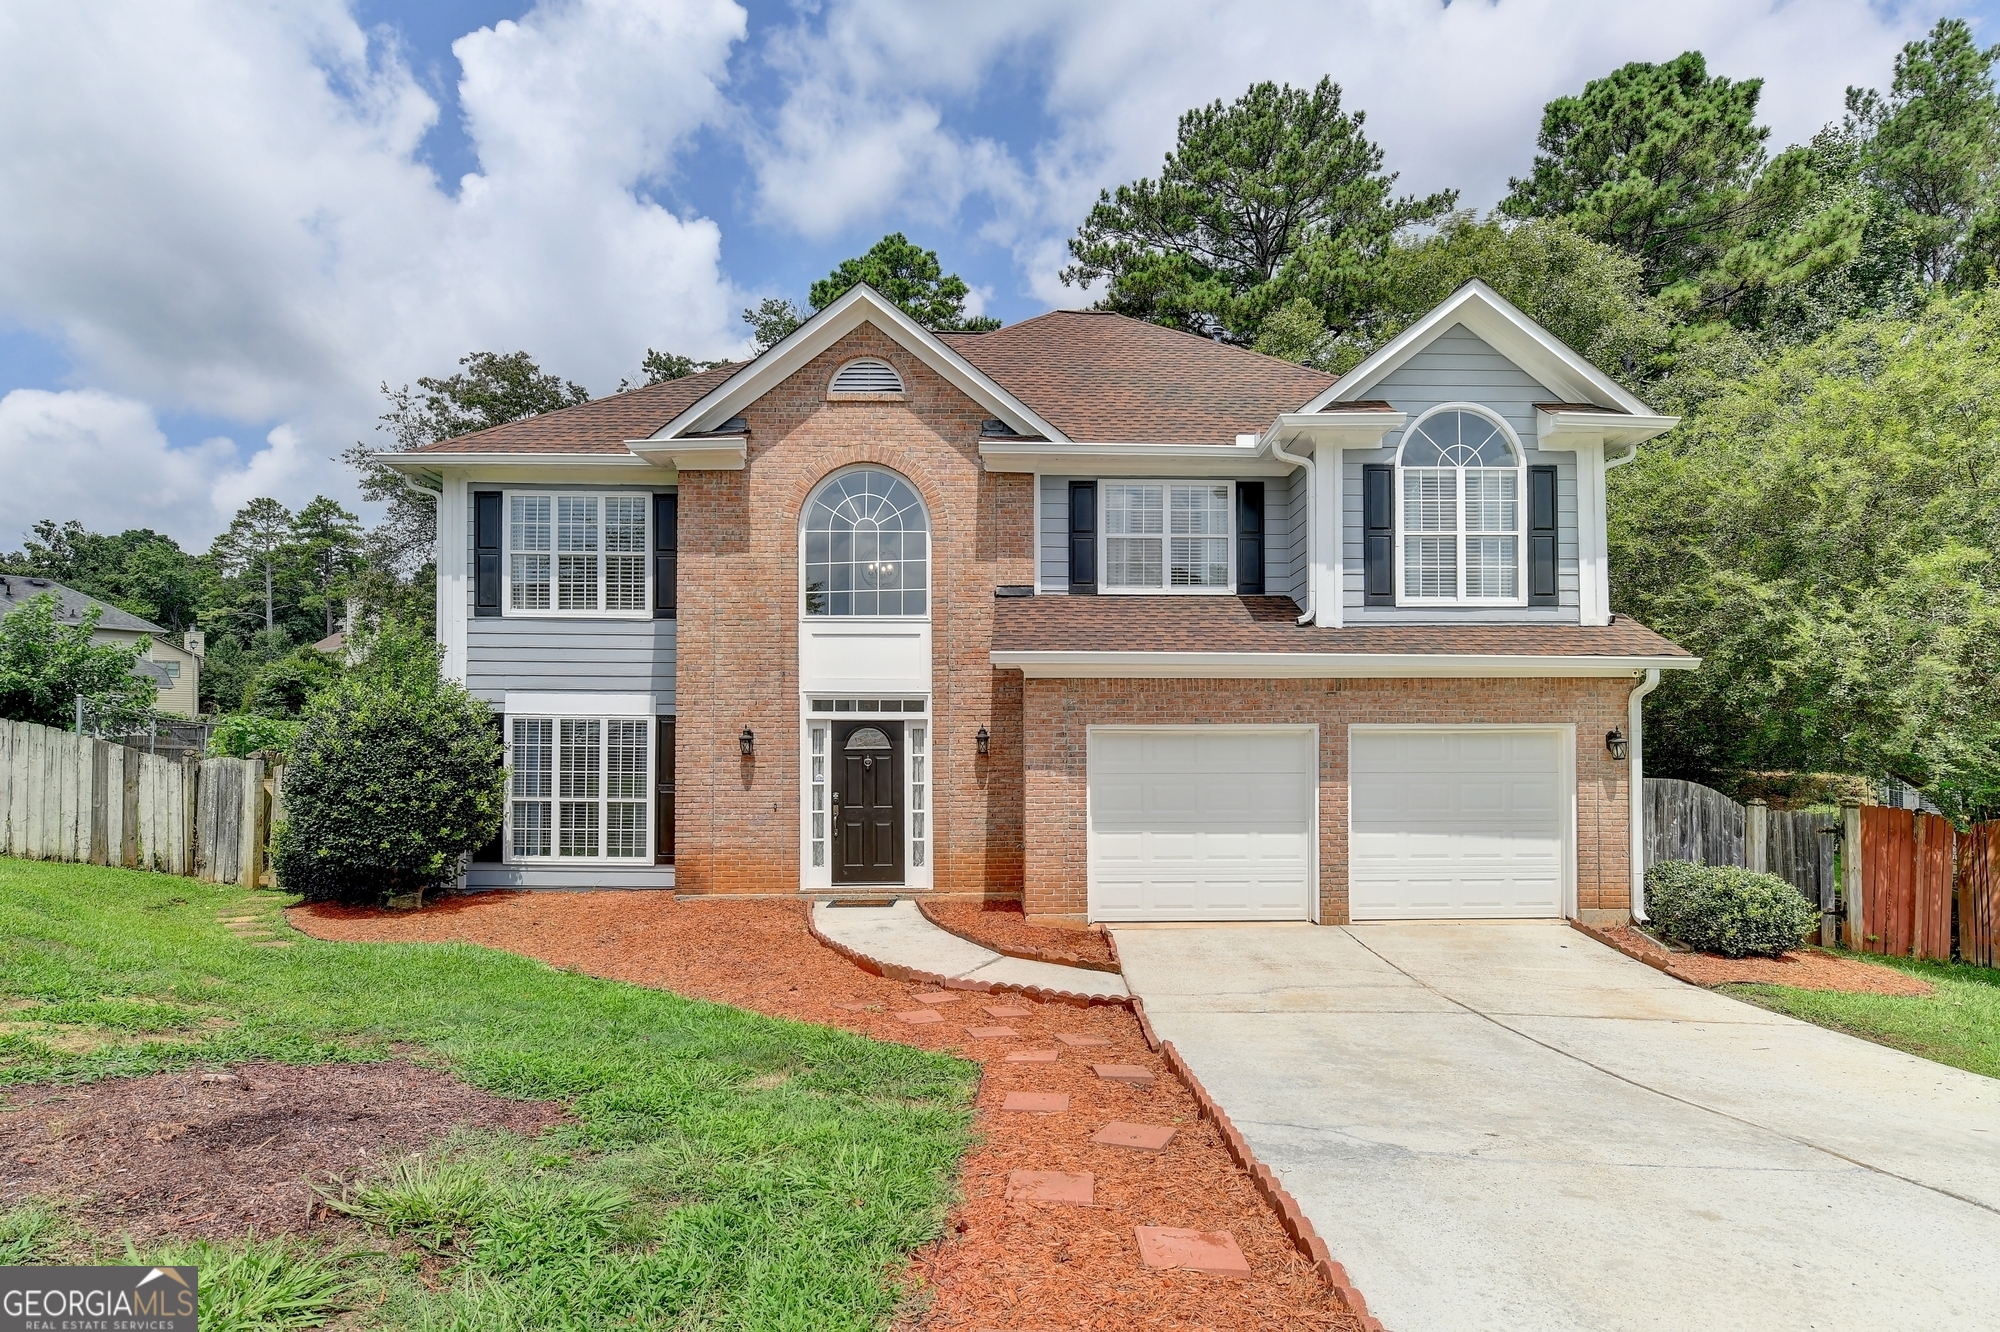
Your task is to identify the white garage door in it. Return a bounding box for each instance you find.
[1088,727,1316,922]
[1349,728,1568,920]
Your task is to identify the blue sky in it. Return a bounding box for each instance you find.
[0,0,1992,548]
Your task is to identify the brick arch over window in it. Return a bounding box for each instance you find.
[800,465,932,616]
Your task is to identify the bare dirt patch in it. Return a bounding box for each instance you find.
[1599,925,1934,996]
[291,892,1362,1332]
[0,1061,564,1242]
[919,898,1119,972]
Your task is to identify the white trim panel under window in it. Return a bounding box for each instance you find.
[508,715,651,863]
[1393,405,1527,607]
[504,492,651,617]
[1102,481,1234,593]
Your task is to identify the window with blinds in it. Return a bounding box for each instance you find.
[1101,482,1234,592]
[509,715,651,862]
[1395,408,1525,604]
[504,492,653,616]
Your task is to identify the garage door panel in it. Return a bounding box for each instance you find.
[1089,728,1315,923]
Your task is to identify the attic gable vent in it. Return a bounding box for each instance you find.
[829,358,904,396]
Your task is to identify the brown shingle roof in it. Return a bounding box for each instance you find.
[410,363,744,453]
[992,595,1692,659]
[940,311,1336,444]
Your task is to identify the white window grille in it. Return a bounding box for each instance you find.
[508,715,650,862]
[809,723,828,868]
[1104,482,1234,592]
[1396,408,1524,604]
[802,469,929,617]
[503,492,652,617]
[909,723,927,869]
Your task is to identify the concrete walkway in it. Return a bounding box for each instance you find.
[811,899,1128,998]
[1114,920,2000,1332]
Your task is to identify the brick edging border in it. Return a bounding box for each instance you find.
[914,899,1124,974]
[803,903,1385,1327]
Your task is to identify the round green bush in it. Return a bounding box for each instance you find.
[1644,860,1821,958]
[273,672,503,906]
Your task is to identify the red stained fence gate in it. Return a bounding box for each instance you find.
[1958,823,2000,969]
[1855,807,1966,963]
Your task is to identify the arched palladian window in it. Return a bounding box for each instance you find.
[1396,406,1524,603]
[803,468,930,616]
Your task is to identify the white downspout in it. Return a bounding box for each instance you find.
[1268,431,1315,625]
[1628,667,1661,922]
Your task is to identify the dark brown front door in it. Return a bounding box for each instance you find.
[833,720,902,884]
[655,717,675,865]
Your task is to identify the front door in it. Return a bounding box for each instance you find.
[833,720,903,884]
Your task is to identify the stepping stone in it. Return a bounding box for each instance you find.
[1092,1122,1177,1152]
[1005,1170,1094,1205]
[983,1004,1032,1019]
[1004,1049,1058,1064]
[1134,1226,1251,1277]
[831,1001,877,1011]
[895,1009,945,1024]
[911,991,961,1005]
[1054,1033,1112,1048]
[965,1026,1018,1039]
[1094,1064,1156,1086]
[999,1092,1068,1115]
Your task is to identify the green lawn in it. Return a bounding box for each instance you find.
[1723,953,2000,1080]
[0,858,978,1330]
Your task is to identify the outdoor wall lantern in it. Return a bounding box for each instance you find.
[1605,728,1628,761]
[739,727,755,758]
[976,726,991,756]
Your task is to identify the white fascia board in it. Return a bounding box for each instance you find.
[372,451,672,472]
[980,439,1290,476]
[624,436,745,470]
[1536,409,1678,449]
[648,284,1063,442]
[1268,411,1407,446]
[990,649,1701,679]
[1306,280,1654,417]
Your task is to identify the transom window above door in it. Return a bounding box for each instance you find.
[1395,407,1525,605]
[803,469,930,617]
[1103,482,1232,592]
[505,493,651,617]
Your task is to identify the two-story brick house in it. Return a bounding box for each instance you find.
[379,280,1695,925]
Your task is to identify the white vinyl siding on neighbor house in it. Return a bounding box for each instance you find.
[1342,325,1580,621]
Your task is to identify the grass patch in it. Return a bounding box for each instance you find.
[1723,953,2000,1079]
[0,858,978,1328]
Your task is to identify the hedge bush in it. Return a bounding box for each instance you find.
[1645,860,1820,958]
[273,631,502,906]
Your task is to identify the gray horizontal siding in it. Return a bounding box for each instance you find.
[1269,466,1307,604]
[466,617,676,705]
[1039,475,1080,591]
[467,864,675,890]
[1341,323,1580,623]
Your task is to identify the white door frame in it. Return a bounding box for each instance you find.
[1085,723,1321,924]
[1347,723,1577,920]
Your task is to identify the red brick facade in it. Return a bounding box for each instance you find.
[1020,676,1637,925]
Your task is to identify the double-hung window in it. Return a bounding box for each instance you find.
[1395,407,1525,604]
[508,716,651,861]
[506,493,650,615]
[1102,482,1233,592]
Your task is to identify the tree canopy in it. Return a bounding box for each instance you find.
[0,594,156,734]
[808,232,1000,331]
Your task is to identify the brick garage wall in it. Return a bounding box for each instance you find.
[674,323,1030,895]
[1021,675,1637,925]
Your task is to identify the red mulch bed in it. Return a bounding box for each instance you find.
[0,1061,564,1242]
[1600,926,1934,996]
[920,898,1120,972]
[291,893,1361,1332]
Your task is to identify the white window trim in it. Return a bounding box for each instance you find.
[1098,479,1238,596]
[797,465,933,621]
[1392,403,1529,608]
[500,490,653,619]
[797,701,934,892]
[504,713,654,865]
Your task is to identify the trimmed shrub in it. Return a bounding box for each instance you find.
[273,635,502,906]
[1645,860,1820,958]
[209,713,302,758]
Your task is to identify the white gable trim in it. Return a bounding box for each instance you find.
[1307,279,1654,417]
[641,284,1064,444]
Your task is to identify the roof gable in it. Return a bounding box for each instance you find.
[1310,279,1653,416]
[409,363,743,455]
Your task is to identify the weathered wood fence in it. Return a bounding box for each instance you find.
[0,717,279,887]
[1643,779,1839,941]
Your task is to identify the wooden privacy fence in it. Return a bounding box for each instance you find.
[0,717,278,888]
[1644,779,1840,942]
[1959,823,2000,969]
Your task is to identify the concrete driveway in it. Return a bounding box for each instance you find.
[1113,921,2000,1331]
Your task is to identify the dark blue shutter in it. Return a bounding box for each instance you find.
[473,491,502,617]
[1363,465,1394,606]
[1236,481,1264,594]
[1528,465,1558,606]
[654,493,677,619]
[1068,481,1096,594]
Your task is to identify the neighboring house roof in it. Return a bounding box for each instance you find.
[991,596,1695,672]
[313,631,345,653]
[0,575,165,635]
[408,363,744,455]
[938,311,1336,444]
[132,659,175,687]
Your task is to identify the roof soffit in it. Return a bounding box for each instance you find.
[647,284,1065,443]
[1309,279,1654,417]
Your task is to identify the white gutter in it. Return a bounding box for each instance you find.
[371,451,672,470]
[1267,430,1316,625]
[991,650,1699,680]
[1628,667,1662,922]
